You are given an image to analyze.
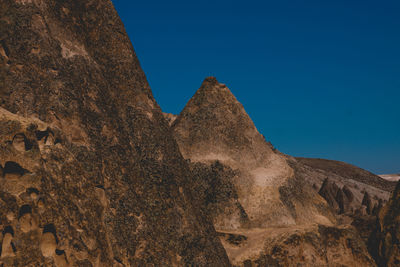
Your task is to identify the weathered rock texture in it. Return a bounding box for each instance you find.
[295,157,394,206]
[220,225,376,267]
[171,77,375,266]
[0,0,230,266]
[172,77,333,229]
[162,113,177,126]
[370,181,400,266]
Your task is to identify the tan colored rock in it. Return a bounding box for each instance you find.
[0,0,230,265]
[40,232,57,257]
[1,232,15,258]
[172,77,333,229]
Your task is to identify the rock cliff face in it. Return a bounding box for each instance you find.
[171,77,375,266]
[0,0,229,266]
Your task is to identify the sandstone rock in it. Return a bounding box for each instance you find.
[343,185,355,202]
[362,191,373,215]
[172,77,334,228]
[162,112,178,126]
[221,224,376,266]
[370,181,400,266]
[318,178,340,212]
[170,77,378,266]
[0,0,229,265]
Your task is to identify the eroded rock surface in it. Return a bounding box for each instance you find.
[172,77,333,228]
[0,0,229,266]
[370,181,400,266]
[171,77,375,266]
[220,225,376,267]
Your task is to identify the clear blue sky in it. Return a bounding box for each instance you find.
[112,0,400,174]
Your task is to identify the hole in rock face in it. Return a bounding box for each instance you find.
[3,226,14,236]
[36,129,58,146]
[36,129,55,142]
[18,205,32,218]
[35,130,49,141]
[3,161,29,177]
[43,224,58,243]
[12,134,33,151]
[55,249,65,256]
[27,188,40,195]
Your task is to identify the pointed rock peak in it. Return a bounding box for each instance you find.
[173,77,264,160]
[202,76,219,85]
[178,77,240,114]
[200,76,228,88]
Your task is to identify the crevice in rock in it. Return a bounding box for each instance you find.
[3,161,30,177]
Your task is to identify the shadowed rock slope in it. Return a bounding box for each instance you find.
[293,157,393,222]
[0,1,229,266]
[171,77,375,266]
[370,181,400,266]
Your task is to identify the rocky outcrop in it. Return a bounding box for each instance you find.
[370,181,400,266]
[0,0,229,266]
[172,77,334,228]
[220,225,376,266]
[170,77,377,266]
[319,178,341,212]
[318,178,358,214]
[188,161,249,230]
[295,157,394,208]
[297,158,396,193]
[362,191,373,215]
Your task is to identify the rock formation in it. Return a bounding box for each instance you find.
[172,77,333,228]
[318,178,340,212]
[295,157,394,205]
[171,77,375,266]
[0,0,229,266]
[370,181,400,266]
[162,113,177,126]
[362,191,373,215]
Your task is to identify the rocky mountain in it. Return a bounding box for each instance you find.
[0,0,230,266]
[170,77,376,266]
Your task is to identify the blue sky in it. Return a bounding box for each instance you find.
[112,0,400,174]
